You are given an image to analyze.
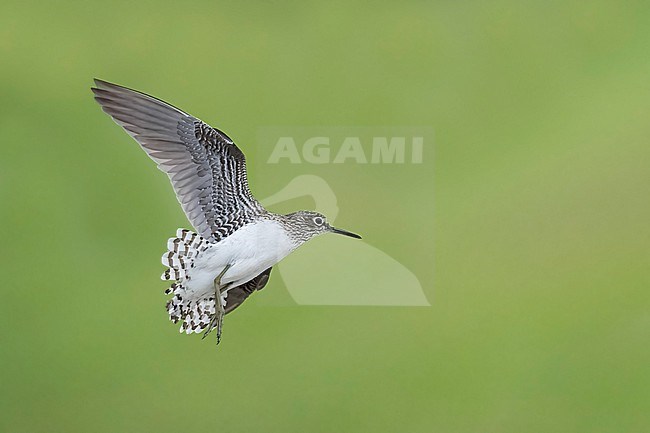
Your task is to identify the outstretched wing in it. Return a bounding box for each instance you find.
[92,79,264,240]
[225,267,273,314]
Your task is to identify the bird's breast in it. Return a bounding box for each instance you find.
[192,220,296,291]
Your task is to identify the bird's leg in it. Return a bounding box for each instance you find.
[202,264,232,344]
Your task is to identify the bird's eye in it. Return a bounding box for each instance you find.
[313,217,324,226]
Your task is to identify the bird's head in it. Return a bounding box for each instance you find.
[284,210,361,243]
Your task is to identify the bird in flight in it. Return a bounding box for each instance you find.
[91,80,361,344]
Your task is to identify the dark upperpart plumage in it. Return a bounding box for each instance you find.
[91,78,265,242]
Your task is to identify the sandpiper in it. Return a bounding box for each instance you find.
[91,79,361,344]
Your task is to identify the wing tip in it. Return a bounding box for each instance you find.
[92,78,124,90]
[91,78,114,93]
[91,79,121,102]
[90,78,191,118]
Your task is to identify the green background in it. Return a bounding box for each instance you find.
[1,1,649,432]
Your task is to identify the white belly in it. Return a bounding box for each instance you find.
[184,220,295,299]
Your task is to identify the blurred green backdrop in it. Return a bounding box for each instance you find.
[1,1,649,432]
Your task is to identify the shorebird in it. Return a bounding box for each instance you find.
[91,79,361,344]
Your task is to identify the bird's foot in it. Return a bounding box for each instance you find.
[202,264,232,344]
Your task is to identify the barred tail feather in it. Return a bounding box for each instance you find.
[165,288,226,334]
[160,229,209,281]
[161,229,222,334]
